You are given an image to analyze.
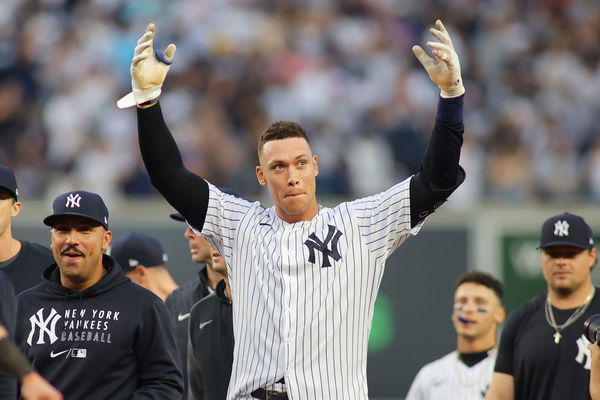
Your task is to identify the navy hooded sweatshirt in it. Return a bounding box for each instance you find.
[15,255,183,399]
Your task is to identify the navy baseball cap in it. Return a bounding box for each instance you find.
[108,232,168,272]
[43,190,109,229]
[169,187,248,223]
[0,165,18,200]
[538,212,594,250]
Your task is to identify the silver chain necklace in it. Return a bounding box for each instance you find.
[544,287,595,344]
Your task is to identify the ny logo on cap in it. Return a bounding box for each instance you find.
[554,220,570,237]
[65,193,82,208]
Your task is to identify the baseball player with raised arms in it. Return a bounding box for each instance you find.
[119,19,466,400]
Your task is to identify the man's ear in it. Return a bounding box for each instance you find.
[102,230,112,251]
[590,248,597,267]
[495,306,506,324]
[11,201,21,218]
[256,165,266,186]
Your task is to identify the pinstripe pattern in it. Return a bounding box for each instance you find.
[192,178,420,400]
[405,350,496,400]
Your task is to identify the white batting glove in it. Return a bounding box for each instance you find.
[412,20,465,98]
[117,23,176,109]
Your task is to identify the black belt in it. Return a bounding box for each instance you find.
[250,388,288,400]
[250,378,287,400]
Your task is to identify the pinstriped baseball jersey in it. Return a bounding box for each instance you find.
[406,350,496,400]
[192,177,423,400]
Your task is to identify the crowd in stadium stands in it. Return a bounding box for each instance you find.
[1,0,599,206]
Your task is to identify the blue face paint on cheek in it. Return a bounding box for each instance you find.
[458,316,470,324]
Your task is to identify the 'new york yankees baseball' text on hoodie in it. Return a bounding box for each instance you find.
[15,254,184,399]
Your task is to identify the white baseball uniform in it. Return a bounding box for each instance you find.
[406,349,496,400]
[194,179,422,400]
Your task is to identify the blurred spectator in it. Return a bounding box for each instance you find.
[1,0,599,203]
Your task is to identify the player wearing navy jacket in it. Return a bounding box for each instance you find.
[15,190,183,399]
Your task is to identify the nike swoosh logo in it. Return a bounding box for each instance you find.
[178,313,191,322]
[199,319,213,329]
[50,349,70,358]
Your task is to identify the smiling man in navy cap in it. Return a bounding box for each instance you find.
[14,190,183,399]
[109,232,178,301]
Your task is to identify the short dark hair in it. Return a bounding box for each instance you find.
[455,271,503,301]
[257,121,310,157]
[0,188,16,203]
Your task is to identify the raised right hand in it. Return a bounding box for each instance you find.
[117,23,176,108]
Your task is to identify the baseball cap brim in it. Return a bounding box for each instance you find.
[43,213,107,229]
[537,241,592,250]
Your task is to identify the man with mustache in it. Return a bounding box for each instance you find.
[14,190,183,399]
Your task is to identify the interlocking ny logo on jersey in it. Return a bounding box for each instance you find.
[304,225,343,268]
[65,193,82,208]
[554,220,570,237]
[27,308,62,346]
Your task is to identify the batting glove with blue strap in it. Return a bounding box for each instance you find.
[117,23,176,108]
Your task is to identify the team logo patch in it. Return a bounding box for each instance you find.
[304,225,343,268]
[65,193,82,208]
[554,220,570,237]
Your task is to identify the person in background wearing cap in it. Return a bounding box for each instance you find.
[109,232,179,301]
[14,190,183,399]
[188,246,233,400]
[166,211,227,398]
[486,212,599,400]
[0,165,53,294]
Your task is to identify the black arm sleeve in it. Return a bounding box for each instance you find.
[137,103,209,230]
[0,338,33,379]
[410,95,465,227]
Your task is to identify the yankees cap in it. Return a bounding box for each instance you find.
[538,212,594,250]
[43,190,109,229]
[169,187,248,223]
[108,232,168,272]
[0,165,18,200]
